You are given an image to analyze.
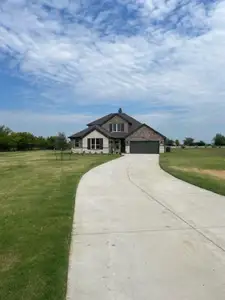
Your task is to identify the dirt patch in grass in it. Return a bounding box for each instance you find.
[0,253,20,272]
[160,149,225,195]
[171,166,225,180]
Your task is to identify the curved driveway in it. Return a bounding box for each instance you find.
[67,155,225,300]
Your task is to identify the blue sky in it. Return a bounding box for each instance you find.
[0,0,225,142]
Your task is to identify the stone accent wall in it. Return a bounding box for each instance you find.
[102,115,129,133]
[126,125,165,143]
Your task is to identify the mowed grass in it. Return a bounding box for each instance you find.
[160,148,225,196]
[0,151,117,300]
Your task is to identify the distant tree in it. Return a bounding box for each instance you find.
[0,125,69,152]
[175,139,180,146]
[213,133,225,146]
[7,132,18,150]
[0,135,10,151]
[13,132,35,151]
[55,132,68,150]
[0,125,12,135]
[46,136,57,150]
[195,140,206,147]
[183,137,194,146]
[0,125,13,151]
[165,138,175,146]
[34,136,47,149]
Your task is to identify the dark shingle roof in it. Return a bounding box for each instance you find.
[69,112,166,140]
[121,113,142,133]
[87,112,141,134]
[110,132,127,138]
[87,113,115,126]
[68,125,111,139]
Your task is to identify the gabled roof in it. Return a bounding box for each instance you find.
[68,125,111,139]
[69,111,166,140]
[125,123,166,139]
[87,112,141,129]
[87,113,115,126]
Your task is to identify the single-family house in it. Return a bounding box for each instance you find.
[68,109,166,154]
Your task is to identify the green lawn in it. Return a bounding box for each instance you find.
[160,148,225,196]
[0,151,117,300]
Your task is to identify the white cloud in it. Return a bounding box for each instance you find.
[0,110,95,137]
[0,0,225,139]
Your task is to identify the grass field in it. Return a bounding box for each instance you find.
[0,151,117,300]
[160,148,225,196]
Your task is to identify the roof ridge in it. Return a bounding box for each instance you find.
[87,111,142,127]
[68,124,111,139]
[87,113,115,126]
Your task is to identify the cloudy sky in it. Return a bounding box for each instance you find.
[0,0,225,142]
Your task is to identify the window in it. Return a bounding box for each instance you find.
[74,139,80,148]
[87,138,103,150]
[118,123,124,132]
[96,138,103,149]
[91,138,95,149]
[109,123,125,132]
[113,124,117,132]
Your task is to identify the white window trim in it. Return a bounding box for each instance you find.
[74,139,80,148]
[88,138,103,150]
[110,123,124,132]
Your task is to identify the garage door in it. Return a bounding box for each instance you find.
[130,141,159,154]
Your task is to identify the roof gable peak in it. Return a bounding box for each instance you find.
[87,111,141,127]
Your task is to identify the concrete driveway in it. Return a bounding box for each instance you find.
[67,154,225,300]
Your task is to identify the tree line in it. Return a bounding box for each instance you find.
[1,124,225,152]
[166,134,225,147]
[0,125,69,152]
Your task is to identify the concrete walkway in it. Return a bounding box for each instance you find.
[67,155,225,300]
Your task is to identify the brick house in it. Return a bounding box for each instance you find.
[68,109,166,154]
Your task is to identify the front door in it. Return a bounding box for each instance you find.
[121,139,125,153]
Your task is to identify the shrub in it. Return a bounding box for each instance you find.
[166,146,171,152]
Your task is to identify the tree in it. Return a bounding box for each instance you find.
[34,136,47,150]
[0,134,10,151]
[8,132,19,150]
[46,136,57,150]
[195,140,206,147]
[175,139,180,146]
[213,134,225,146]
[0,125,69,152]
[183,137,194,146]
[0,125,13,151]
[0,125,12,135]
[55,132,68,150]
[165,138,174,146]
[13,132,36,151]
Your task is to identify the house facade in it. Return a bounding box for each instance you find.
[68,110,166,154]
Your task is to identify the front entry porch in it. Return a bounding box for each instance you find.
[109,139,126,154]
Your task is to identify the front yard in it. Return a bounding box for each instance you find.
[0,151,117,300]
[160,148,225,196]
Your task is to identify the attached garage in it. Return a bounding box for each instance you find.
[130,140,159,154]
